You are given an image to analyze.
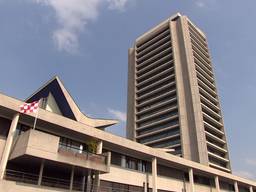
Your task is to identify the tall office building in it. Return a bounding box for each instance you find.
[126,13,231,173]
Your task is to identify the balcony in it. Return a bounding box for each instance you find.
[5,169,83,191]
[136,35,171,58]
[136,28,169,51]
[9,129,110,173]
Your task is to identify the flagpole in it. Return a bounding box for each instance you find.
[33,99,41,130]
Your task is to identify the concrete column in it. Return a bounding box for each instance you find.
[214,176,220,192]
[0,113,20,180]
[152,157,158,192]
[94,173,100,192]
[121,155,126,168]
[82,175,86,192]
[188,168,195,192]
[249,186,253,192]
[96,140,103,154]
[70,166,74,191]
[143,182,148,192]
[38,159,45,186]
[86,170,92,192]
[106,152,111,173]
[94,141,103,192]
[234,181,239,192]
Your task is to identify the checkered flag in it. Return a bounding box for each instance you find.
[20,101,39,114]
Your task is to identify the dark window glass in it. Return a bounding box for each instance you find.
[59,137,89,154]
[108,151,149,173]
[100,180,144,192]
[16,123,30,136]
[111,152,122,166]
[194,175,211,186]
[0,117,11,138]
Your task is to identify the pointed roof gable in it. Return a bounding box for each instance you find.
[26,76,118,129]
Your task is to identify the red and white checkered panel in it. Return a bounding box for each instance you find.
[20,101,39,114]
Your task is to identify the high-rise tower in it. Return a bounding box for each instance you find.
[126,13,231,173]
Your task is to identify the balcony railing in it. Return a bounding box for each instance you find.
[9,129,110,173]
[5,169,83,191]
[58,143,107,165]
[5,169,38,185]
[5,169,145,192]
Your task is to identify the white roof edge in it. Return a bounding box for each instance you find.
[25,76,118,128]
[135,12,182,43]
[185,16,206,38]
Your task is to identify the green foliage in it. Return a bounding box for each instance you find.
[86,140,97,153]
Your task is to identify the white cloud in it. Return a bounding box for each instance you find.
[234,170,255,180]
[233,158,256,180]
[107,0,129,11]
[32,0,132,53]
[246,158,256,166]
[195,0,217,8]
[53,29,79,53]
[108,108,126,122]
[195,1,205,8]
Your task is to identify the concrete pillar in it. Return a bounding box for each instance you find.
[234,181,239,192]
[94,173,100,192]
[121,155,126,168]
[106,152,111,172]
[96,140,103,154]
[0,113,20,180]
[188,168,195,192]
[214,176,220,192]
[152,157,158,192]
[38,159,45,186]
[82,175,86,192]
[249,186,253,192]
[70,166,74,191]
[94,140,103,192]
[86,170,92,192]
[143,182,148,192]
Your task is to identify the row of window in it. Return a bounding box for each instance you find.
[109,151,225,188]
[137,128,180,144]
[136,91,176,111]
[59,137,99,154]
[100,180,174,192]
[137,110,178,128]
[137,102,177,120]
[137,120,179,136]
[110,151,149,172]
[59,137,90,154]
[136,26,170,51]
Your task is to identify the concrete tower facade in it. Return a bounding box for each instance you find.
[126,13,231,173]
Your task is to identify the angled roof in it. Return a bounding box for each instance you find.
[26,76,118,129]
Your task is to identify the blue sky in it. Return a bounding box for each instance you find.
[0,0,256,180]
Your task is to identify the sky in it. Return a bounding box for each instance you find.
[0,0,256,180]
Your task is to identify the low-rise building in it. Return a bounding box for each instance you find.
[0,77,255,192]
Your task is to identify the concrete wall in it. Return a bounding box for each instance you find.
[126,48,136,140]
[9,130,109,173]
[45,92,62,115]
[1,165,240,192]
[194,183,215,192]
[9,129,58,160]
[100,165,186,192]
[100,166,230,192]
[9,130,30,159]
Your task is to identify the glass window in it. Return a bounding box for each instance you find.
[59,137,89,154]
[109,151,149,173]
[0,117,11,138]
